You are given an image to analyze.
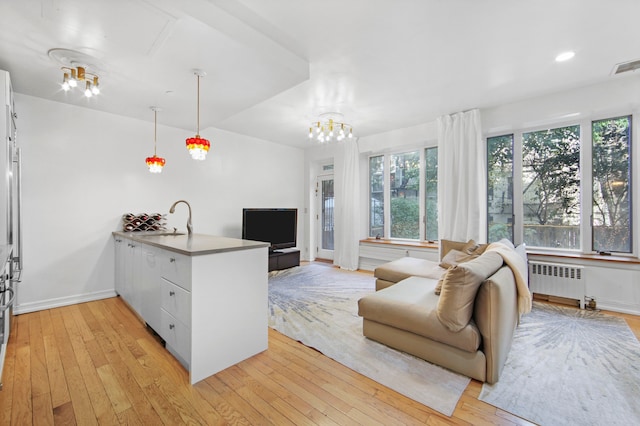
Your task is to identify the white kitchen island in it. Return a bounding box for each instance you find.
[113,232,269,384]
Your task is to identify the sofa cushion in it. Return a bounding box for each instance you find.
[374,257,446,284]
[436,251,504,332]
[358,276,482,353]
[439,243,489,269]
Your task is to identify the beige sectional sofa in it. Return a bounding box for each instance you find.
[358,240,527,383]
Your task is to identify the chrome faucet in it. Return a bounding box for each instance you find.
[169,200,193,236]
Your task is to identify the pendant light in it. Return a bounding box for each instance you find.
[186,69,210,160]
[146,107,166,173]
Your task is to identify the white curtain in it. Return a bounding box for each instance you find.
[333,139,361,270]
[437,109,486,243]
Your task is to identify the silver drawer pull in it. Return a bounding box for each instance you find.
[169,291,175,296]
[170,258,176,263]
[169,324,175,330]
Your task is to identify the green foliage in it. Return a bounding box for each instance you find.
[522,126,581,226]
[391,197,419,239]
[592,116,631,252]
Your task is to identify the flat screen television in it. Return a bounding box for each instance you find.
[242,208,297,252]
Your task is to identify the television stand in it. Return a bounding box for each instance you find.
[269,248,300,272]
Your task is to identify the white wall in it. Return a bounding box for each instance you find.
[15,94,304,313]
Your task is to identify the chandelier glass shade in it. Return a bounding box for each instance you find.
[186,70,210,160]
[146,107,166,173]
[308,113,354,143]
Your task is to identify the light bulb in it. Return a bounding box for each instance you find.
[68,69,78,87]
[91,76,100,95]
[61,73,70,91]
[84,81,93,97]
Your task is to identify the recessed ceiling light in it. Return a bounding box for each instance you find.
[555,51,575,62]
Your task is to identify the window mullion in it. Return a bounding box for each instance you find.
[419,149,426,241]
[581,119,593,254]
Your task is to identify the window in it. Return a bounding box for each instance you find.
[369,148,438,241]
[425,147,438,241]
[369,156,384,238]
[522,125,581,249]
[390,151,420,239]
[487,135,514,243]
[592,116,632,253]
[486,116,633,253]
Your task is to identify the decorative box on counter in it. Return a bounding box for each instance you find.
[122,212,167,232]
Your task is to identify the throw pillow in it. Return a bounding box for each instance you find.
[436,251,504,332]
[515,243,527,264]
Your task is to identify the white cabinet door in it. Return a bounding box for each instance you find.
[140,244,161,331]
[122,239,142,313]
[161,308,191,366]
[114,236,126,295]
[160,251,192,291]
[160,278,191,327]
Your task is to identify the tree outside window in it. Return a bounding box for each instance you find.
[522,125,581,249]
[390,151,420,239]
[487,135,514,243]
[592,116,632,253]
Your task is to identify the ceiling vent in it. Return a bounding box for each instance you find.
[612,59,640,75]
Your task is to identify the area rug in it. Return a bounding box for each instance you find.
[268,263,470,417]
[479,302,640,425]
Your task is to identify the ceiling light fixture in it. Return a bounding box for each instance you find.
[60,65,100,97]
[186,69,210,160]
[146,107,166,173]
[555,51,575,62]
[48,49,104,97]
[308,112,354,143]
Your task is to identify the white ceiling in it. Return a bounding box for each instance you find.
[1,0,639,147]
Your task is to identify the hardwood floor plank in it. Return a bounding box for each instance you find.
[0,312,17,425]
[32,392,55,426]
[43,334,71,409]
[95,364,132,415]
[52,401,77,425]
[64,365,98,426]
[11,344,32,425]
[1,296,637,426]
[62,304,120,424]
[29,313,51,399]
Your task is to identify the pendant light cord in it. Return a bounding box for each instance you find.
[154,109,158,156]
[196,74,201,136]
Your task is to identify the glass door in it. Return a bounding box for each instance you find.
[316,175,334,260]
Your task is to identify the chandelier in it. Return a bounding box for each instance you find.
[308,112,354,143]
[60,65,100,97]
[186,70,210,160]
[48,49,103,98]
[146,107,166,173]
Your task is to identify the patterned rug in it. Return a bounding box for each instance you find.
[479,302,640,425]
[268,263,470,417]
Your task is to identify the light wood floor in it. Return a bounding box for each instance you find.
[0,295,637,425]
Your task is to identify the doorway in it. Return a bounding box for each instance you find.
[316,175,334,260]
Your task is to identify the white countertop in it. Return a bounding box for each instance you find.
[113,232,269,256]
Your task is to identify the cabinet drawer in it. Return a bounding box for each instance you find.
[160,251,192,290]
[161,278,191,327]
[160,309,191,366]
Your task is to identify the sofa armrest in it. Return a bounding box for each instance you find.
[473,266,519,384]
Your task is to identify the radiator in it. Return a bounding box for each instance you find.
[529,261,585,308]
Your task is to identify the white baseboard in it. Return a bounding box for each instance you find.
[595,300,640,316]
[13,290,118,315]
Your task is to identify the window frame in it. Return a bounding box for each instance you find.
[368,145,437,242]
[485,113,636,256]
